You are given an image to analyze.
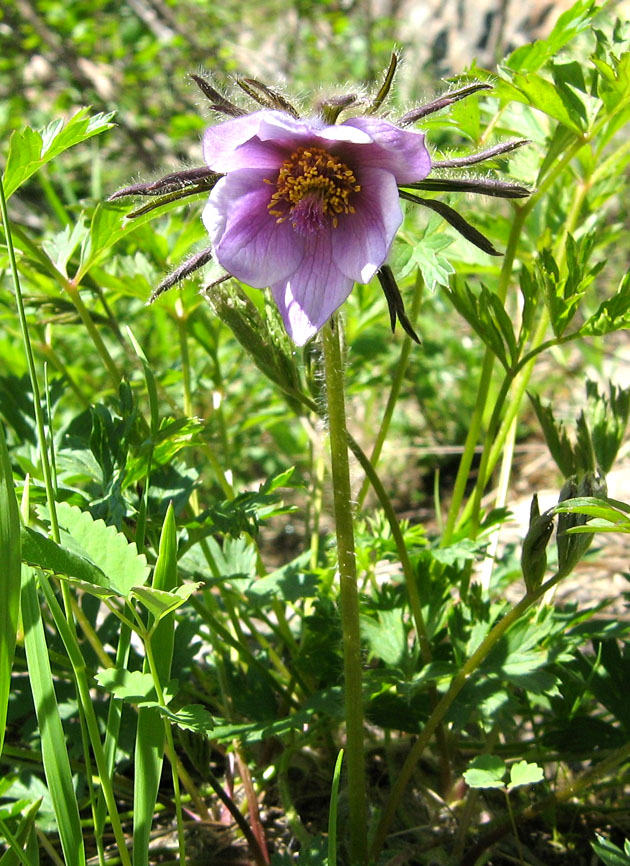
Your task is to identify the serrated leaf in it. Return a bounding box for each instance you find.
[130,583,201,624]
[505,0,597,72]
[20,525,112,591]
[507,760,544,790]
[497,73,585,132]
[409,239,455,291]
[3,110,115,199]
[54,502,150,596]
[41,220,90,279]
[95,669,157,702]
[463,755,506,789]
[246,552,318,603]
[580,271,630,336]
[152,703,214,733]
[361,609,406,665]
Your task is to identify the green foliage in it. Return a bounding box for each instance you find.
[2,111,115,200]
[592,835,630,866]
[2,1,630,864]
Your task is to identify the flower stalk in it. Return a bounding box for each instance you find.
[321,318,367,865]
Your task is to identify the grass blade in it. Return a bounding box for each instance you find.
[327,750,344,866]
[20,568,86,866]
[133,503,178,866]
[0,422,21,758]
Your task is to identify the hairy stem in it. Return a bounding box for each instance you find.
[321,319,368,865]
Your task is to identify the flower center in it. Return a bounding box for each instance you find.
[267,146,360,234]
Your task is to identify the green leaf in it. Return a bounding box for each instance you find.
[0,797,41,866]
[408,236,455,291]
[55,501,150,596]
[361,610,406,666]
[580,270,630,337]
[555,496,630,533]
[133,503,179,866]
[3,110,115,199]
[507,760,545,790]
[463,755,506,789]
[505,0,597,72]
[130,583,201,624]
[592,834,630,866]
[95,669,157,703]
[445,280,515,368]
[585,380,630,474]
[529,392,576,477]
[20,525,113,592]
[246,552,318,603]
[497,73,586,132]
[41,220,89,279]
[152,703,214,733]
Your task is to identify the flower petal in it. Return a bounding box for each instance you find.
[256,112,372,146]
[271,232,354,345]
[203,111,290,171]
[342,116,431,183]
[331,167,402,284]
[203,169,304,287]
[203,110,375,172]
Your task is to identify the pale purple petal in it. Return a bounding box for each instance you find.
[256,112,371,146]
[203,170,304,287]
[271,232,354,345]
[203,111,293,172]
[331,167,402,284]
[342,116,431,183]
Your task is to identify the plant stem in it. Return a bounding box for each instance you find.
[357,269,424,509]
[441,204,527,546]
[321,318,367,865]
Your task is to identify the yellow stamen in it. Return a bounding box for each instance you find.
[267,145,360,231]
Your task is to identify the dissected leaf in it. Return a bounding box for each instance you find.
[3,110,115,199]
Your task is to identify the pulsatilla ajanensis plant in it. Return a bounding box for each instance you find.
[111,53,530,345]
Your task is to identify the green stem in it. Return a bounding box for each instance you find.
[442,204,527,545]
[321,319,367,865]
[443,126,595,546]
[64,281,122,389]
[459,164,592,537]
[357,269,424,510]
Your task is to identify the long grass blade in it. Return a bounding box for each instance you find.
[327,750,344,866]
[0,422,21,758]
[133,503,178,866]
[20,568,86,866]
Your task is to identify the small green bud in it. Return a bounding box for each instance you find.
[205,281,304,413]
[556,470,607,575]
[521,494,554,593]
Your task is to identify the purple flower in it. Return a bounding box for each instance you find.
[201,110,431,345]
[110,63,531,342]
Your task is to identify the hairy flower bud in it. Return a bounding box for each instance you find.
[521,494,554,593]
[556,471,608,575]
